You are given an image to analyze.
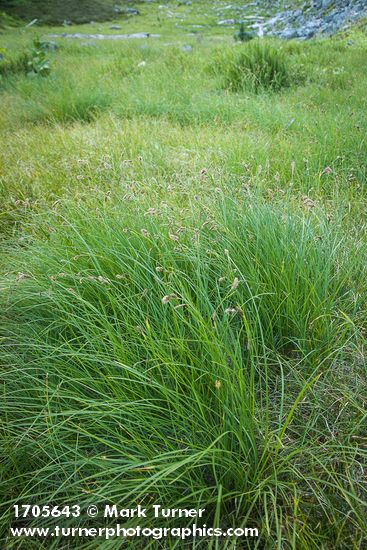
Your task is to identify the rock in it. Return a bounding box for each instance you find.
[218,19,236,26]
[115,7,140,16]
[261,0,367,40]
[40,40,58,51]
[48,33,160,40]
[25,18,38,28]
[280,27,298,39]
[109,25,122,30]
[181,44,193,52]
[127,8,140,15]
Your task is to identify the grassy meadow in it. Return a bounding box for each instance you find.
[1,1,367,548]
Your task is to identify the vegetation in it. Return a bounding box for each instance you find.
[0,38,52,80]
[0,11,21,28]
[0,0,130,24]
[234,22,256,43]
[0,46,30,78]
[0,1,366,548]
[212,41,295,92]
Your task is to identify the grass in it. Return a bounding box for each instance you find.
[211,41,295,92]
[0,46,31,78]
[1,200,366,548]
[0,1,367,548]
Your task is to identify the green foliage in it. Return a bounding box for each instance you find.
[0,39,52,81]
[12,76,113,123]
[26,38,51,77]
[0,5,367,548]
[234,21,256,43]
[0,10,21,28]
[213,41,294,93]
[1,200,366,546]
[0,47,30,78]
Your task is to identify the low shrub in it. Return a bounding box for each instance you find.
[234,21,256,43]
[26,38,51,78]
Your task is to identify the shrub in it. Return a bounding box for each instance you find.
[213,41,293,93]
[26,38,51,78]
[234,21,256,43]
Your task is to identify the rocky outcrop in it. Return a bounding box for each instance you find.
[215,0,367,40]
[265,0,367,39]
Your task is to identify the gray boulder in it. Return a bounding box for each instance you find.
[218,19,236,26]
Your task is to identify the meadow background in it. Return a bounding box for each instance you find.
[0,1,367,548]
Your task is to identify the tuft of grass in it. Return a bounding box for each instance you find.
[0,47,31,79]
[0,10,20,28]
[212,41,295,93]
[6,75,113,124]
[1,199,366,547]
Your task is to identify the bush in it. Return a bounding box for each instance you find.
[213,41,293,93]
[26,38,51,78]
[234,21,256,43]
